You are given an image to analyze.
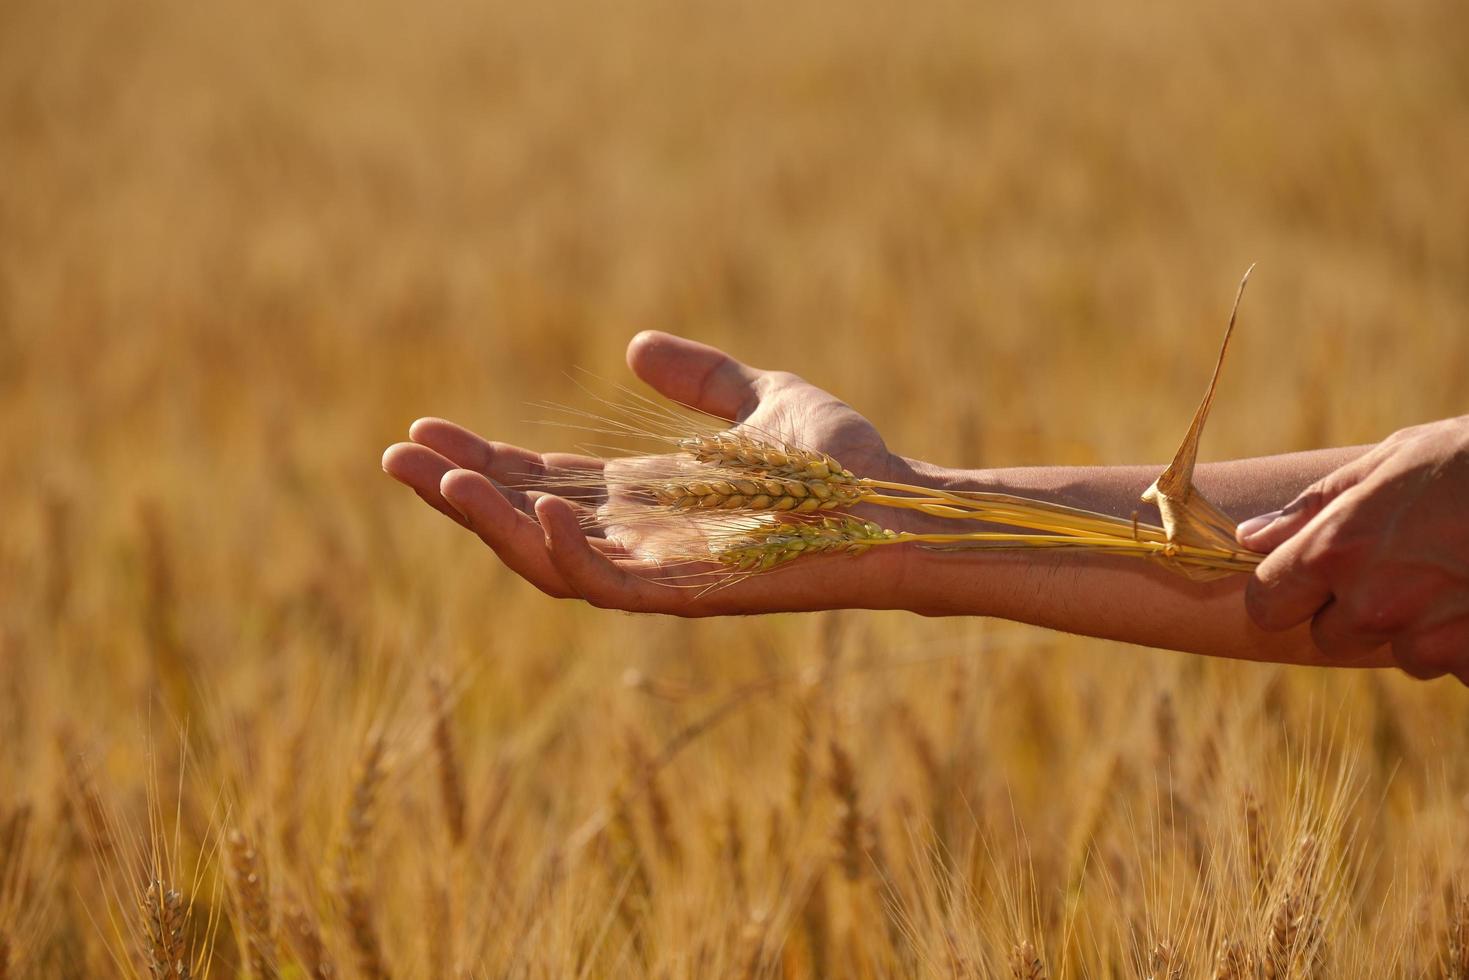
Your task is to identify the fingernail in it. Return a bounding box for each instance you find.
[1236,510,1283,539]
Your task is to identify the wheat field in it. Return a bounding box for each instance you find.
[2,0,1468,976]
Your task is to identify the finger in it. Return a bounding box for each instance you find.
[1245,543,1334,632]
[386,441,602,534]
[387,439,557,520]
[1308,599,1391,663]
[1244,480,1374,631]
[410,417,606,503]
[439,469,575,599]
[1393,618,1469,683]
[536,495,687,613]
[382,442,471,527]
[1237,448,1384,552]
[625,331,763,422]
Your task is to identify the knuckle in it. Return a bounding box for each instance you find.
[1299,526,1362,575]
[757,370,803,393]
[1392,626,1468,680]
[1287,486,1333,521]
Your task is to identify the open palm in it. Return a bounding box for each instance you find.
[382,332,916,615]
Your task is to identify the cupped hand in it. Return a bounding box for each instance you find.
[381,331,919,616]
[1238,416,1469,682]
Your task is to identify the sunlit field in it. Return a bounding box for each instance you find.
[2,0,1467,975]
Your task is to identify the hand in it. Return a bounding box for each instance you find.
[1237,416,1469,682]
[381,331,921,616]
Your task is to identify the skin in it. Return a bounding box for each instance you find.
[1236,416,1469,682]
[382,331,1463,677]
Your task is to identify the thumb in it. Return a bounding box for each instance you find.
[1236,452,1380,553]
[625,331,764,421]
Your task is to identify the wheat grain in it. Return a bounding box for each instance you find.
[714,517,897,572]
[1009,940,1046,980]
[1210,938,1248,980]
[651,473,868,513]
[1261,836,1321,980]
[140,880,191,980]
[677,432,860,485]
[1148,939,1184,980]
[226,828,277,980]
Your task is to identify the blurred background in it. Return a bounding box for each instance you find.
[1,0,1466,975]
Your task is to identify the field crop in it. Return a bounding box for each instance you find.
[1,0,1467,976]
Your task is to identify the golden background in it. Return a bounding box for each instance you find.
[1,0,1466,975]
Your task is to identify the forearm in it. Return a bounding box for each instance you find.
[906,446,1371,526]
[890,446,1390,665]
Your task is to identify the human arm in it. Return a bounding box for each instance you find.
[381,331,1381,666]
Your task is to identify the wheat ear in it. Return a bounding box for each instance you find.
[1446,881,1469,980]
[1210,938,1248,980]
[1009,940,1046,980]
[336,733,391,980]
[226,828,277,980]
[140,880,191,980]
[427,671,467,848]
[282,901,337,980]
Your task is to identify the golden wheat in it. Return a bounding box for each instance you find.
[226,828,277,980]
[427,672,467,849]
[6,0,1468,974]
[1010,940,1046,980]
[139,881,191,980]
[337,735,391,980]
